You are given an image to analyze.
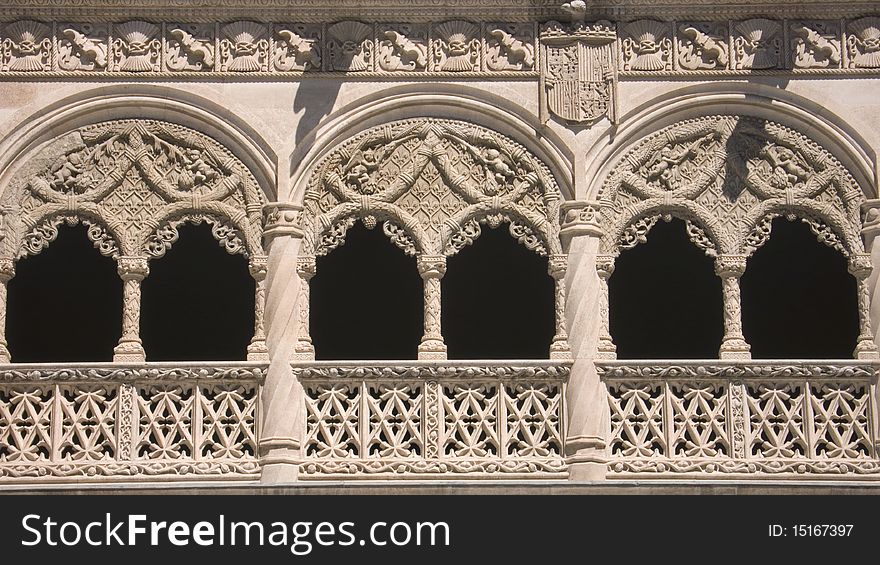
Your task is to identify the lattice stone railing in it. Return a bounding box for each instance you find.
[598,361,880,477]
[294,362,569,477]
[0,363,264,482]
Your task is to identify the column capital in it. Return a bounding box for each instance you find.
[560,200,603,245]
[296,255,316,279]
[848,252,873,279]
[714,254,747,278]
[249,254,269,280]
[263,202,304,241]
[117,256,149,281]
[548,253,568,279]
[0,258,14,282]
[862,200,880,239]
[595,253,616,278]
[417,254,446,279]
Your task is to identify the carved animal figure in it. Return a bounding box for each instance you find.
[681,26,728,67]
[277,29,321,70]
[793,25,840,65]
[62,28,107,68]
[383,30,427,68]
[489,29,534,68]
[170,28,214,68]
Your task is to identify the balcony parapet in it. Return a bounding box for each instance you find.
[292,360,570,478]
[597,359,880,478]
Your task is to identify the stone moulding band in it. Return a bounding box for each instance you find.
[0,362,268,382]
[596,361,878,381]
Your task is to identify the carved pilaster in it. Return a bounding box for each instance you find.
[849,253,879,359]
[595,254,617,360]
[293,256,316,361]
[559,200,603,251]
[0,259,15,363]
[247,254,269,360]
[417,255,447,360]
[113,256,148,363]
[714,254,751,360]
[548,254,571,359]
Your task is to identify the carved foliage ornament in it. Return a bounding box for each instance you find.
[540,20,617,125]
[304,118,561,259]
[599,115,866,260]
[3,119,265,262]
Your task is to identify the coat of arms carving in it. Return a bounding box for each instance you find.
[540,20,617,125]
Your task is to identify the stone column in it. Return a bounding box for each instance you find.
[0,258,14,363]
[247,254,269,361]
[559,201,609,480]
[417,255,447,360]
[293,256,315,360]
[548,254,572,359]
[848,252,879,359]
[714,254,751,360]
[113,256,148,363]
[260,202,307,483]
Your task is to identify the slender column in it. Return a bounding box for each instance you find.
[715,254,751,360]
[417,255,447,360]
[0,258,14,362]
[594,254,616,359]
[548,254,571,359]
[260,202,306,483]
[247,254,269,360]
[849,253,879,359]
[113,256,148,363]
[293,256,315,360]
[560,200,609,480]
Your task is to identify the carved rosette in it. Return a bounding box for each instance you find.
[539,20,617,125]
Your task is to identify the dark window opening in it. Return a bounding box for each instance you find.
[741,218,857,359]
[609,218,723,359]
[141,222,254,361]
[443,224,554,359]
[311,222,422,360]
[7,223,122,362]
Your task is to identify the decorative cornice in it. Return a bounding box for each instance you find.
[596,361,877,380]
[292,363,571,380]
[608,459,880,475]
[0,363,267,382]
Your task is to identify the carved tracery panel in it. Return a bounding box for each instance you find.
[300,118,566,359]
[0,119,268,362]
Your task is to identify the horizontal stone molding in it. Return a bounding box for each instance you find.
[597,361,878,381]
[292,361,571,381]
[299,458,567,477]
[0,362,268,382]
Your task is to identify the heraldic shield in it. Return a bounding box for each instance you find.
[540,21,617,125]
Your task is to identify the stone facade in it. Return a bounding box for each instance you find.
[0,0,879,486]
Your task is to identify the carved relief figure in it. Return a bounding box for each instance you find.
[272,24,321,72]
[219,21,269,72]
[377,25,427,72]
[621,20,672,71]
[733,19,782,70]
[327,21,373,72]
[485,24,535,71]
[165,24,214,71]
[847,17,880,68]
[677,23,729,70]
[111,21,160,72]
[791,22,841,69]
[57,24,108,71]
[432,21,480,72]
[1,20,51,72]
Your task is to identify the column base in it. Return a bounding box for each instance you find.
[113,341,145,363]
[855,338,879,360]
[566,449,607,481]
[549,337,571,360]
[0,343,10,363]
[418,339,447,360]
[259,440,301,484]
[293,342,315,361]
[719,338,751,360]
[247,340,269,361]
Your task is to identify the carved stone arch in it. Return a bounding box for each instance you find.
[741,204,859,259]
[0,118,269,363]
[298,116,569,360]
[604,202,723,257]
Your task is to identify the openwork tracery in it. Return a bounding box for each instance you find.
[297,118,569,359]
[597,115,876,359]
[0,119,268,362]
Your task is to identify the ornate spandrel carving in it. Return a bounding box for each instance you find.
[431,20,480,72]
[485,23,534,71]
[1,20,51,72]
[56,23,108,71]
[272,24,321,72]
[165,23,214,72]
[676,22,729,70]
[327,21,373,72]
[110,21,161,72]
[219,21,269,72]
[377,24,427,72]
[620,20,672,71]
[791,21,841,69]
[539,20,617,125]
[733,19,783,70]
[846,17,880,68]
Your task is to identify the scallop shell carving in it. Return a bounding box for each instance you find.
[4,20,50,43]
[115,20,158,45]
[221,20,267,44]
[623,20,670,71]
[3,20,50,72]
[328,20,371,42]
[433,20,478,42]
[735,19,781,69]
[848,17,880,68]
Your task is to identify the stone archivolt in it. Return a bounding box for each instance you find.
[0,119,268,362]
